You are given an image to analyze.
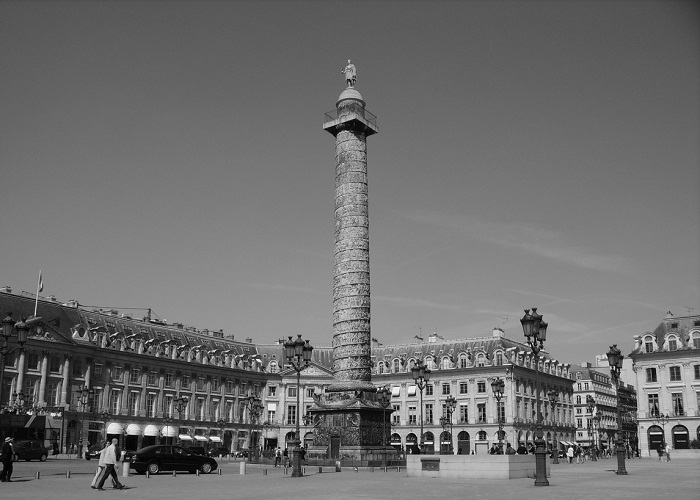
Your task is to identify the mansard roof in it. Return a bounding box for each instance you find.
[630,311,700,356]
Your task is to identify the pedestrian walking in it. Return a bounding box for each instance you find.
[657,443,665,461]
[665,442,671,462]
[91,443,119,489]
[95,438,125,490]
[0,437,14,482]
[274,447,281,467]
[283,447,289,467]
[566,445,574,464]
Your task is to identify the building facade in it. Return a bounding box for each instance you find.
[629,312,700,456]
[1,289,577,457]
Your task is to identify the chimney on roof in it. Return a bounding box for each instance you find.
[492,327,505,338]
[0,286,11,293]
[246,337,252,343]
[48,295,57,302]
[664,311,674,319]
[633,335,641,350]
[213,330,223,338]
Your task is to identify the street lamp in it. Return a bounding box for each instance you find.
[586,395,597,461]
[411,359,431,454]
[284,334,313,477]
[548,389,559,464]
[1,313,33,408]
[100,410,111,443]
[76,385,94,458]
[592,410,601,459]
[217,418,227,454]
[175,396,188,446]
[520,308,549,486]
[654,413,670,451]
[243,393,263,462]
[444,395,456,454]
[491,378,505,454]
[606,344,627,475]
[377,386,392,465]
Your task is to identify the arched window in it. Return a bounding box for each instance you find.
[665,335,679,351]
[478,430,487,441]
[268,361,279,373]
[477,354,485,367]
[691,331,700,349]
[576,395,581,404]
[378,362,385,374]
[494,351,503,366]
[644,335,655,353]
[441,357,451,370]
[394,359,401,373]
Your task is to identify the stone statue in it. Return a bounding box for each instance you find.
[342,59,356,88]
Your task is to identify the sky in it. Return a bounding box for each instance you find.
[1,0,698,367]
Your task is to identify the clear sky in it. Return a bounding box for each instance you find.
[1,1,698,366]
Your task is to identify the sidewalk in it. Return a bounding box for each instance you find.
[2,456,698,500]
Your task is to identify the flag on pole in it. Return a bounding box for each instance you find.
[38,271,44,293]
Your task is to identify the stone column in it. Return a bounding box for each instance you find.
[37,351,49,404]
[325,88,377,393]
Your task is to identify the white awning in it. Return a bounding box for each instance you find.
[106,423,124,435]
[194,435,209,442]
[125,424,142,436]
[408,385,417,396]
[209,436,222,443]
[162,426,177,438]
[144,425,160,437]
[391,387,400,397]
[179,434,193,441]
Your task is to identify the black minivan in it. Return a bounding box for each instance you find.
[13,440,49,462]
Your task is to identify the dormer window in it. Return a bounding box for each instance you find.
[668,338,678,351]
[644,337,654,353]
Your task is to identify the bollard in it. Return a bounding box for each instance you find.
[196,469,200,477]
[370,466,374,473]
[383,466,387,473]
[239,461,246,475]
[146,471,150,479]
[318,466,323,474]
[335,461,341,472]
[122,461,130,477]
[36,471,40,480]
[66,471,71,478]
[173,470,177,477]
[218,468,222,475]
[302,467,305,475]
[263,469,267,476]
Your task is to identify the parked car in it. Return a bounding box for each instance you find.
[186,446,206,456]
[207,447,230,458]
[130,445,218,475]
[232,450,248,458]
[85,444,103,460]
[13,439,48,462]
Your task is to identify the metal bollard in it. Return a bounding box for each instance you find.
[335,461,341,472]
[36,471,40,479]
[239,461,246,475]
[263,469,267,476]
[173,470,177,477]
[218,468,222,475]
[196,469,200,477]
[146,471,150,479]
[318,466,323,473]
[66,470,71,478]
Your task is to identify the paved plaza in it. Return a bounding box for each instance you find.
[1,457,698,500]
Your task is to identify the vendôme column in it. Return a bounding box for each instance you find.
[324,60,378,393]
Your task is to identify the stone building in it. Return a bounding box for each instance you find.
[629,311,700,456]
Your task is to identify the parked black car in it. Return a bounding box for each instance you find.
[207,447,230,458]
[13,439,49,462]
[85,444,103,460]
[186,446,206,456]
[130,445,218,475]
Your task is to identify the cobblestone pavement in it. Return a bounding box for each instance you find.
[1,457,698,500]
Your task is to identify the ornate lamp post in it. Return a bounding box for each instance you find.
[217,418,227,454]
[243,393,263,462]
[547,389,559,464]
[520,308,549,486]
[100,410,111,443]
[585,395,597,461]
[592,410,601,459]
[1,314,32,408]
[606,344,627,475]
[76,385,94,458]
[491,378,505,454]
[444,395,456,454]
[284,334,313,477]
[163,416,173,444]
[174,396,188,446]
[654,413,670,451]
[411,359,431,454]
[377,385,392,464]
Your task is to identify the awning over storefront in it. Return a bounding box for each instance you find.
[179,434,193,441]
[144,425,160,437]
[210,436,222,443]
[126,424,142,436]
[194,435,209,442]
[106,423,124,435]
[162,426,177,438]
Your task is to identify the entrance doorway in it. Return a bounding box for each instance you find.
[330,436,340,459]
